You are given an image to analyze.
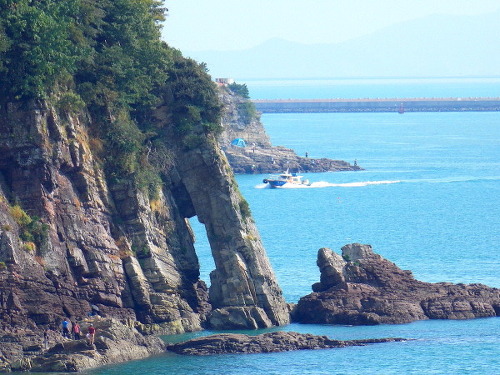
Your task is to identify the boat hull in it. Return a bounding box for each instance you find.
[263,172,311,188]
[267,180,287,188]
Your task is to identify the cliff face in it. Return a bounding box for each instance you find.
[218,87,360,174]
[0,97,289,367]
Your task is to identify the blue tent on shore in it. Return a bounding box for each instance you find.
[231,138,247,147]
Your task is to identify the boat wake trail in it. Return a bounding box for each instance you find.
[255,180,401,189]
[255,175,499,189]
[312,180,401,188]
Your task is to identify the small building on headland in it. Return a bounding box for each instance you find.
[215,78,235,86]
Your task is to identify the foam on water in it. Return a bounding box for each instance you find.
[255,180,401,189]
[256,175,500,189]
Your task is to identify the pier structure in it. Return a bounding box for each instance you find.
[251,97,500,113]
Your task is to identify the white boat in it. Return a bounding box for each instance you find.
[262,170,311,188]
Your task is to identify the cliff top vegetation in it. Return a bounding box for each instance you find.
[0,0,222,198]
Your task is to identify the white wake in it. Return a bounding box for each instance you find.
[255,180,401,189]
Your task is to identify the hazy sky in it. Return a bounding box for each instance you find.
[162,0,500,51]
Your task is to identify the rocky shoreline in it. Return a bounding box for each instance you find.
[0,318,166,372]
[2,241,499,372]
[218,86,361,174]
[166,331,407,356]
[0,322,407,372]
[223,144,360,174]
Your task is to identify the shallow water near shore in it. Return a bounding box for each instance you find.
[86,79,500,375]
[85,318,499,375]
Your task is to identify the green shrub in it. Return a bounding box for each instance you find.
[238,199,251,220]
[135,165,162,200]
[9,205,48,249]
[22,241,36,252]
[228,82,250,98]
[10,205,32,227]
[237,101,257,124]
[57,92,85,113]
[133,244,151,258]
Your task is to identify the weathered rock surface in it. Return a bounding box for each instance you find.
[166,331,406,355]
[293,244,500,325]
[0,94,289,369]
[1,318,166,373]
[158,104,290,330]
[218,87,361,174]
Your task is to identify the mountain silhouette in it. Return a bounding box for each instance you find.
[185,11,500,79]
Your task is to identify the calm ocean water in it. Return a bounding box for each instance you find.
[88,79,499,375]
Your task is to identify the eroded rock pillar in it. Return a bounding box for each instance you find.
[168,137,290,329]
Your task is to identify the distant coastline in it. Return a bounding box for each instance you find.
[252,97,500,113]
[242,77,500,101]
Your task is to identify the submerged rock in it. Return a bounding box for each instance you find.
[166,331,406,355]
[293,244,500,325]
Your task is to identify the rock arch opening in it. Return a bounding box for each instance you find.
[188,217,215,287]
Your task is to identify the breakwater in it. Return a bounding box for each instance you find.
[252,97,500,113]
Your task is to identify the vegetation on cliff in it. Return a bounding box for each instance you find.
[0,0,222,198]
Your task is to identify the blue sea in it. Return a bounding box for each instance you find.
[89,79,500,375]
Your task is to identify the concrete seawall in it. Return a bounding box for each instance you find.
[252,98,500,113]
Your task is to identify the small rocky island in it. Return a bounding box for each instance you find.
[292,244,500,325]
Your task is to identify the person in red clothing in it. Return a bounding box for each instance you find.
[87,323,96,345]
[72,321,81,340]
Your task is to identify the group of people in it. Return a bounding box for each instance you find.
[60,319,95,345]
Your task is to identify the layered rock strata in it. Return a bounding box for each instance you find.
[293,244,500,325]
[218,88,361,174]
[158,104,290,330]
[0,96,289,370]
[167,331,406,355]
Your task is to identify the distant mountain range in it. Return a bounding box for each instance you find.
[184,11,500,79]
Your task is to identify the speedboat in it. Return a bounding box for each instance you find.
[262,170,311,188]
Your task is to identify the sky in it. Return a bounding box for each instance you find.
[161,0,500,51]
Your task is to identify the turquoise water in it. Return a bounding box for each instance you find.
[90,319,499,375]
[89,80,500,374]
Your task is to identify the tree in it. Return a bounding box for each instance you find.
[228,82,250,98]
[0,0,81,99]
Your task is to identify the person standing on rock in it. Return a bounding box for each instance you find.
[61,318,70,339]
[43,328,50,350]
[72,321,81,340]
[87,323,96,346]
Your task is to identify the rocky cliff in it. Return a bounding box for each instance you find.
[292,244,500,325]
[218,87,361,174]
[0,96,289,371]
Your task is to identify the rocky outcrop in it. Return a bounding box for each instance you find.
[0,100,206,335]
[0,95,289,369]
[157,104,290,330]
[166,331,406,355]
[293,244,500,325]
[2,318,166,373]
[218,87,361,174]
